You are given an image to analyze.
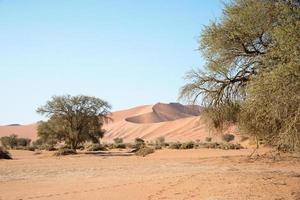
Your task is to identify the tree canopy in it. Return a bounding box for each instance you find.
[37,95,112,150]
[180,0,300,152]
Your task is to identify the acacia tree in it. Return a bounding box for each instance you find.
[180,0,300,151]
[37,95,112,150]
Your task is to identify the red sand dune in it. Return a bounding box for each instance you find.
[103,103,237,142]
[0,123,38,141]
[0,103,239,142]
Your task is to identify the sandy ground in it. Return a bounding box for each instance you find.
[1,149,300,200]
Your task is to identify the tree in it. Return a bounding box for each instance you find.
[37,95,112,150]
[180,0,300,152]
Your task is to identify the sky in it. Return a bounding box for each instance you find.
[0,0,223,125]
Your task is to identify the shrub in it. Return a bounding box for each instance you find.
[180,141,195,149]
[135,146,155,157]
[134,138,145,149]
[54,148,77,156]
[86,143,107,151]
[205,137,212,142]
[169,142,182,149]
[125,143,134,149]
[0,135,18,149]
[222,134,235,142]
[113,143,126,149]
[113,137,123,144]
[26,146,37,151]
[0,146,12,159]
[17,138,31,147]
[219,143,242,150]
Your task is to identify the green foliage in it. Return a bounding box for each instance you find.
[180,0,300,152]
[0,146,12,159]
[37,95,111,150]
[135,146,155,157]
[222,134,235,142]
[0,135,18,149]
[0,135,31,149]
[239,63,300,152]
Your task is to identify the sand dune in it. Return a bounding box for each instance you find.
[0,103,238,142]
[103,103,237,142]
[125,103,202,123]
[0,123,38,140]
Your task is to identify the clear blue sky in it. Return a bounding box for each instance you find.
[0,0,223,125]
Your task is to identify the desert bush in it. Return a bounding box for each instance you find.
[134,138,145,149]
[54,148,77,156]
[180,141,195,149]
[113,137,123,144]
[125,143,134,149]
[222,134,235,142]
[219,143,242,150]
[39,144,56,151]
[205,137,212,142]
[135,146,155,157]
[113,143,126,149]
[16,138,31,147]
[169,142,182,149]
[27,146,37,151]
[0,146,12,159]
[0,135,18,149]
[86,143,107,151]
[0,135,32,149]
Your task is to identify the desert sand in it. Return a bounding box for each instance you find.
[1,148,300,200]
[0,103,236,142]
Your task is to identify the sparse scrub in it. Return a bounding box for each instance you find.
[169,142,182,149]
[54,148,77,156]
[135,146,155,157]
[180,141,195,149]
[113,138,123,144]
[113,137,126,149]
[134,138,145,149]
[222,134,235,142]
[113,143,126,149]
[86,143,107,151]
[0,146,12,159]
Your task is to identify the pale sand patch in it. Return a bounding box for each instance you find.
[1,148,300,200]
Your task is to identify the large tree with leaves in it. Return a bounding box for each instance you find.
[180,0,300,152]
[37,95,112,150]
